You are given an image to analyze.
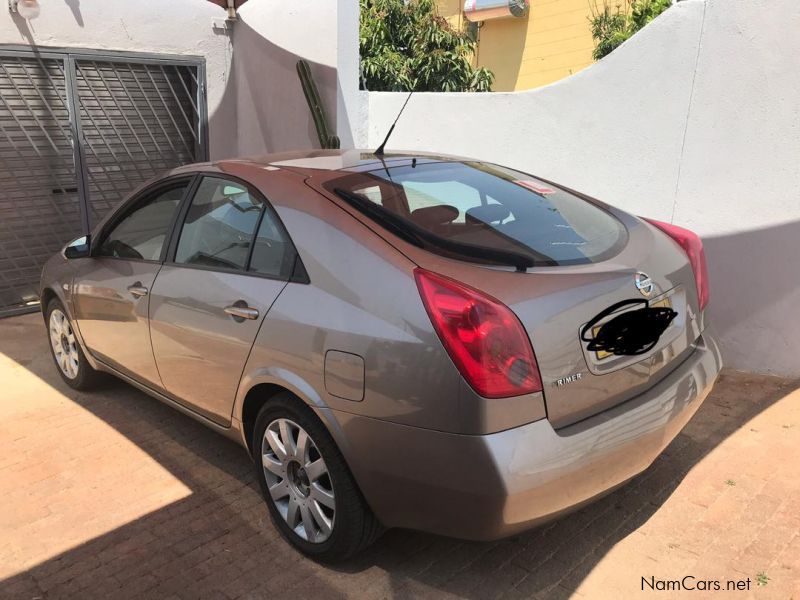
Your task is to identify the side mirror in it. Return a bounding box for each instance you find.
[63,235,91,259]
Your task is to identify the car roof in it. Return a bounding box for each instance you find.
[173,149,475,178]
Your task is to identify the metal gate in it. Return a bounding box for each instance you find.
[0,48,207,316]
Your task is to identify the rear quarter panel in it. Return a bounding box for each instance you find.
[222,165,464,441]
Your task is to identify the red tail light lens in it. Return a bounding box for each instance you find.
[414,268,542,398]
[644,219,709,310]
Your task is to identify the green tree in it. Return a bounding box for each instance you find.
[360,0,494,92]
[590,0,672,60]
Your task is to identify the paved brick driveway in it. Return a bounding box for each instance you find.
[1,313,799,599]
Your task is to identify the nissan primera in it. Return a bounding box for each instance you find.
[40,150,722,561]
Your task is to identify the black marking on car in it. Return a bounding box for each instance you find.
[581,299,678,357]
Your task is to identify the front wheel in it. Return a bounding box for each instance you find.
[46,299,100,390]
[252,393,382,561]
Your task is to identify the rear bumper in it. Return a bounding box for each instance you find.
[338,332,723,540]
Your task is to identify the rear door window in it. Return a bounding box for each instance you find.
[175,177,262,271]
[172,175,300,280]
[248,206,295,280]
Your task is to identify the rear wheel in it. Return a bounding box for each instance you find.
[252,393,381,561]
[46,299,100,390]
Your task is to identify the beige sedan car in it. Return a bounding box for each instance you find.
[41,150,722,560]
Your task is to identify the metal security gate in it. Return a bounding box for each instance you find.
[0,48,207,316]
[0,54,81,315]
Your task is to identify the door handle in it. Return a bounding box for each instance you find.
[127,283,149,298]
[224,303,259,321]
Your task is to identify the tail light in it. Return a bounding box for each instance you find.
[644,219,709,310]
[414,268,542,398]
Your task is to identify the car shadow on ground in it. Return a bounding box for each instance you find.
[1,316,796,599]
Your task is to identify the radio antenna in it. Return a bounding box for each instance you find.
[374,92,413,156]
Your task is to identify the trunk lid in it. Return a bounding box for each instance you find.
[421,215,703,429]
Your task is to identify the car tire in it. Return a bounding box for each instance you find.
[252,392,382,561]
[45,298,101,391]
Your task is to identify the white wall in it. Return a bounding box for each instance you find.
[0,0,237,158]
[231,0,340,156]
[365,0,800,376]
[336,0,368,149]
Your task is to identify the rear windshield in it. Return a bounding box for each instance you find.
[324,160,627,266]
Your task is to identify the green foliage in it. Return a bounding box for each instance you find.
[631,0,673,29]
[589,4,630,60]
[590,0,672,60]
[360,0,494,92]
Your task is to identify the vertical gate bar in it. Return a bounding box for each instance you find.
[35,57,86,191]
[60,60,121,223]
[65,55,91,235]
[196,63,208,161]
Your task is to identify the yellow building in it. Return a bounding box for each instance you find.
[437,0,605,91]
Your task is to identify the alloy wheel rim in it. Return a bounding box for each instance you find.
[261,418,335,543]
[49,309,79,380]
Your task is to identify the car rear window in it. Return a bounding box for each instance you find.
[324,160,627,266]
